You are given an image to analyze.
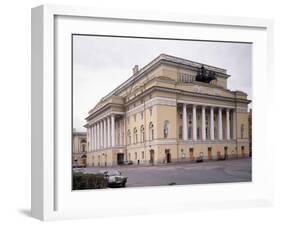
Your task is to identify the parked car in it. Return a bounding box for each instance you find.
[123,160,133,165]
[99,170,127,188]
[217,156,226,161]
[72,163,86,168]
[196,156,204,163]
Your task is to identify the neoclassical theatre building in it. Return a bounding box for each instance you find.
[84,54,251,167]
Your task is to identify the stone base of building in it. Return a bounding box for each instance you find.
[86,141,250,167]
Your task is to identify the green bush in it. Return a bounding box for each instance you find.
[72,172,108,190]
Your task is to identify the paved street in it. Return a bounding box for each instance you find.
[74,158,251,188]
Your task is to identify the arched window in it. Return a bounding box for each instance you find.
[241,124,245,139]
[127,129,131,145]
[134,127,138,144]
[149,122,154,140]
[140,125,145,143]
[163,120,169,138]
[80,139,87,152]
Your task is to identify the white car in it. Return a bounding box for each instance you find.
[99,170,127,188]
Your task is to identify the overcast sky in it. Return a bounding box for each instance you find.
[73,35,252,132]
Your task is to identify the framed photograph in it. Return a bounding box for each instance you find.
[31,4,274,221]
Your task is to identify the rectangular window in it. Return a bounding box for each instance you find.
[150,107,152,116]
[135,152,137,160]
[179,112,183,119]
[197,127,201,140]
[141,151,144,159]
[179,126,183,139]
[188,127,192,139]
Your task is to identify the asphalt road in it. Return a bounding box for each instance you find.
[74,158,252,188]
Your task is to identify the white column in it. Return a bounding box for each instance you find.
[97,121,101,149]
[103,119,107,148]
[226,108,230,140]
[119,121,122,145]
[94,124,97,150]
[91,125,94,151]
[192,105,197,141]
[202,106,206,141]
[232,110,236,139]
[210,107,215,140]
[86,127,89,151]
[88,126,92,151]
[111,115,115,147]
[218,108,223,140]
[123,117,126,145]
[107,117,111,147]
[96,123,98,149]
[101,120,104,148]
[183,104,187,140]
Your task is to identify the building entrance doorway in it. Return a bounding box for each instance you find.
[81,158,86,165]
[208,147,212,160]
[241,146,245,157]
[165,149,171,163]
[117,153,124,165]
[224,147,228,159]
[81,155,87,166]
[217,151,221,159]
[189,148,194,161]
[150,149,154,164]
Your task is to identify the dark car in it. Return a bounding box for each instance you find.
[196,156,204,163]
[72,163,86,168]
[99,170,127,188]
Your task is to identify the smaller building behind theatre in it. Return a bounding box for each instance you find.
[72,130,88,167]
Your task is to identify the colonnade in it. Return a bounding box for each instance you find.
[182,104,235,141]
[88,115,116,151]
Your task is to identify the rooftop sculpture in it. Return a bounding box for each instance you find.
[196,66,217,83]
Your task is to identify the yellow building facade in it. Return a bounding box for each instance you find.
[85,54,251,167]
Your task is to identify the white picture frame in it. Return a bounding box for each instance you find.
[31,4,274,221]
